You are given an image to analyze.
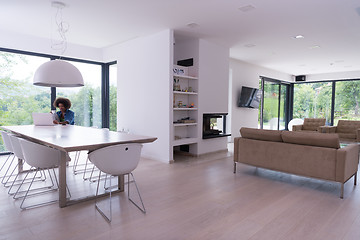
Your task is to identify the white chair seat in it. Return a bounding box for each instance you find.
[88,143,145,222]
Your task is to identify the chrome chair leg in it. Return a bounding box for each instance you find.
[128,173,146,214]
[89,165,97,182]
[8,167,46,195]
[0,153,14,178]
[95,171,112,222]
[13,168,32,199]
[3,159,22,186]
[89,165,108,183]
[19,168,59,210]
[20,169,38,209]
[1,154,16,184]
[13,168,56,200]
[72,151,80,173]
[82,156,90,180]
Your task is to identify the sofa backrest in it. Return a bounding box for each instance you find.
[302,118,326,131]
[281,131,340,149]
[240,127,340,149]
[337,120,360,133]
[240,127,282,142]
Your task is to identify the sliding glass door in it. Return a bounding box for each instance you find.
[262,81,280,129]
[260,78,290,130]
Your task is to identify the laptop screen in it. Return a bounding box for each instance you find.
[32,113,55,126]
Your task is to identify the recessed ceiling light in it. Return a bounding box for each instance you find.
[244,43,256,48]
[238,5,256,12]
[293,35,304,39]
[187,23,199,28]
[309,45,320,49]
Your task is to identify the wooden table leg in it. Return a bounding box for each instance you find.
[118,174,124,192]
[59,151,67,208]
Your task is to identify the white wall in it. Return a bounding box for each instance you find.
[306,70,360,81]
[174,38,199,66]
[197,40,230,154]
[108,29,173,163]
[1,30,103,61]
[230,58,292,141]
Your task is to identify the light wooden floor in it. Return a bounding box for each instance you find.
[1,148,360,240]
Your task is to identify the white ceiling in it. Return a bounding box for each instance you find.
[1,0,360,75]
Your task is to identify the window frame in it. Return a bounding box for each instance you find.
[0,47,116,154]
[290,78,360,126]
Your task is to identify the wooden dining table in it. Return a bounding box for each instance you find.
[1,125,157,207]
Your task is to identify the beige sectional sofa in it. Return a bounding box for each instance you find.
[319,120,360,142]
[234,127,359,198]
[292,118,326,132]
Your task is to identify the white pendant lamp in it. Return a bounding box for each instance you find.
[33,1,84,88]
[33,59,84,87]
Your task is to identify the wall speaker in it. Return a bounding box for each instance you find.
[295,75,306,82]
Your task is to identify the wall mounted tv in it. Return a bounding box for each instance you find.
[237,86,261,109]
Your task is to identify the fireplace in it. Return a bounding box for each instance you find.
[202,113,231,139]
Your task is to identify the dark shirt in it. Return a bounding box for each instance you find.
[56,109,75,125]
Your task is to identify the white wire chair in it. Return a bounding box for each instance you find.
[88,143,145,222]
[7,135,47,195]
[0,131,16,184]
[16,138,71,210]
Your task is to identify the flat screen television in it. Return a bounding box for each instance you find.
[237,86,261,108]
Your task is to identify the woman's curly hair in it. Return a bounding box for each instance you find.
[53,97,72,109]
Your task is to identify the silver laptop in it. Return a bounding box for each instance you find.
[32,113,55,126]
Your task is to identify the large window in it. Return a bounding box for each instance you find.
[109,64,117,131]
[334,81,360,124]
[57,61,102,128]
[292,79,360,126]
[293,82,332,125]
[0,52,50,151]
[0,48,116,153]
[0,52,50,126]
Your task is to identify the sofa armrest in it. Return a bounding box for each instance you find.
[318,126,337,133]
[234,137,241,163]
[292,125,303,131]
[336,144,359,183]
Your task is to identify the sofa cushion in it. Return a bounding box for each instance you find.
[302,118,326,131]
[240,127,282,142]
[281,131,340,149]
[338,133,356,139]
[337,120,360,134]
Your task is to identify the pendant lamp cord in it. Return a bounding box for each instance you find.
[51,5,69,59]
